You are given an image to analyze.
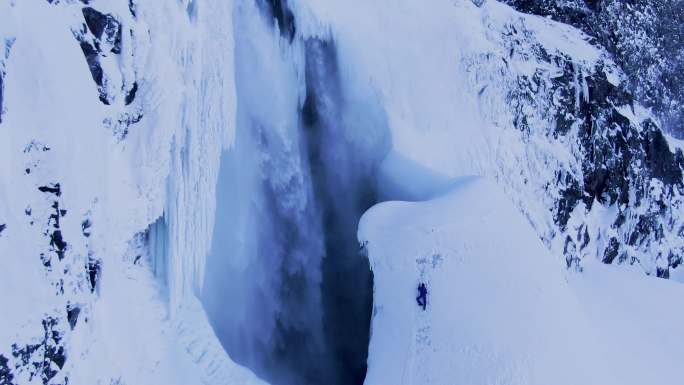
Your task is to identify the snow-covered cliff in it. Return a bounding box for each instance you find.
[0,0,260,383]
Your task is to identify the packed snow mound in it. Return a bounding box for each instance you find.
[359,177,618,385]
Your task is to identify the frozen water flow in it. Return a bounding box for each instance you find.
[202,2,388,385]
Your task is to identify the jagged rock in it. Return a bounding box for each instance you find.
[656,266,670,278]
[82,7,122,54]
[37,183,61,197]
[82,7,110,39]
[644,122,683,184]
[125,82,138,105]
[502,0,684,138]
[79,40,103,87]
[87,256,101,293]
[556,174,582,229]
[81,218,92,238]
[50,230,66,260]
[503,16,684,276]
[75,7,124,105]
[0,354,12,385]
[9,316,67,385]
[503,0,592,29]
[602,237,620,264]
[67,305,81,330]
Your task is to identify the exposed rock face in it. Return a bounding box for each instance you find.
[10,317,67,385]
[503,0,684,138]
[478,13,684,276]
[0,2,129,383]
[69,1,142,140]
[0,139,96,385]
[75,7,122,104]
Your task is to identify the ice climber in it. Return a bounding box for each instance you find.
[416,282,427,310]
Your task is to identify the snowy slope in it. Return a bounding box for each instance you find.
[569,262,684,385]
[359,177,684,385]
[359,177,616,385]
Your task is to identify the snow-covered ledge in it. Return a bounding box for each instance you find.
[359,177,616,385]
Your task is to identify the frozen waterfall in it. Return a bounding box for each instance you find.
[201,1,390,384]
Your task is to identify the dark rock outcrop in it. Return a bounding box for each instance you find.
[10,317,67,385]
[75,6,124,105]
[0,354,12,385]
[67,305,81,330]
[503,0,684,138]
[502,17,684,275]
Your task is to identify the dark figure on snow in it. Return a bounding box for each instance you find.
[416,282,427,310]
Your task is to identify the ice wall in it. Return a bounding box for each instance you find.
[202,2,326,383]
[157,0,238,312]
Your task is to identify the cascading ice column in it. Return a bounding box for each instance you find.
[202,1,333,384]
[202,1,391,385]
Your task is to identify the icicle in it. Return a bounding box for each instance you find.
[573,61,581,110]
[143,0,238,315]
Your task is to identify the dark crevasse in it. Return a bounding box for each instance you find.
[302,39,381,385]
[201,3,391,383]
